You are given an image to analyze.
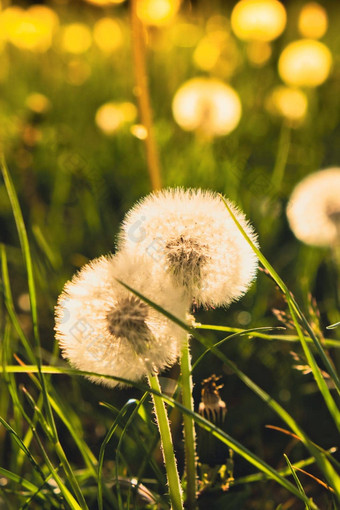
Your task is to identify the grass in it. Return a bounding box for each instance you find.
[1,1,340,509]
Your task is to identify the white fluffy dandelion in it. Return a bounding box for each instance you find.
[55,252,188,387]
[287,167,340,247]
[118,188,258,307]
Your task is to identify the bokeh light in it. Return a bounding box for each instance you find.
[278,39,332,87]
[172,78,242,136]
[95,102,137,135]
[83,0,125,5]
[246,40,272,66]
[1,5,59,52]
[266,86,308,124]
[231,0,286,42]
[136,0,181,26]
[25,93,51,114]
[61,23,92,54]
[93,17,123,53]
[298,2,328,39]
[193,36,221,71]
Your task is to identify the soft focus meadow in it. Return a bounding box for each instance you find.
[0,0,340,509]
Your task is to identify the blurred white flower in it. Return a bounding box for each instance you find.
[55,252,188,387]
[287,168,340,246]
[172,78,242,137]
[119,188,258,307]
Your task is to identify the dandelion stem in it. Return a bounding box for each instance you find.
[148,374,183,510]
[130,0,162,191]
[180,337,197,509]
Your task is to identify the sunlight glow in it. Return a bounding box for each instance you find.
[172,78,242,136]
[93,17,123,53]
[298,2,328,39]
[95,102,137,135]
[136,0,181,26]
[61,23,92,54]
[278,39,332,87]
[267,86,308,124]
[231,0,286,42]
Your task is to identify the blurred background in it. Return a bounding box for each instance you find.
[0,1,339,508]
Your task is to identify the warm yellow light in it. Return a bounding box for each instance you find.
[246,40,272,66]
[26,93,51,114]
[231,0,286,42]
[61,23,92,54]
[93,17,123,53]
[267,86,308,124]
[95,102,137,135]
[298,2,328,39]
[136,0,181,26]
[1,5,58,52]
[0,7,24,41]
[172,78,242,136]
[83,0,125,5]
[193,37,221,71]
[28,5,59,32]
[278,39,332,87]
[130,124,148,139]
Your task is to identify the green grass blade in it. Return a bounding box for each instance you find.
[97,400,135,510]
[284,454,312,510]
[115,281,340,500]
[0,467,46,502]
[219,194,340,394]
[0,244,36,364]
[0,156,40,359]
[192,327,286,371]
[195,324,340,348]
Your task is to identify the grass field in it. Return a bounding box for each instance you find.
[0,1,339,509]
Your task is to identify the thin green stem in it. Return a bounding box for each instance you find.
[148,374,183,510]
[180,338,197,510]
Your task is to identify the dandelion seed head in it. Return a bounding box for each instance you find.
[287,167,340,247]
[55,252,188,388]
[119,188,258,307]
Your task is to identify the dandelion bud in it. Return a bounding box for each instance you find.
[198,374,227,423]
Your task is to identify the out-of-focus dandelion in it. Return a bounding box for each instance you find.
[266,86,308,125]
[55,252,188,388]
[298,2,328,40]
[193,36,222,71]
[198,375,227,422]
[172,78,242,137]
[287,168,340,247]
[246,40,272,66]
[119,188,258,307]
[231,0,286,42]
[25,93,51,115]
[136,0,181,26]
[1,5,58,52]
[193,30,240,76]
[278,39,332,87]
[95,101,137,135]
[60,23,92,54]
[93,17,123,53]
